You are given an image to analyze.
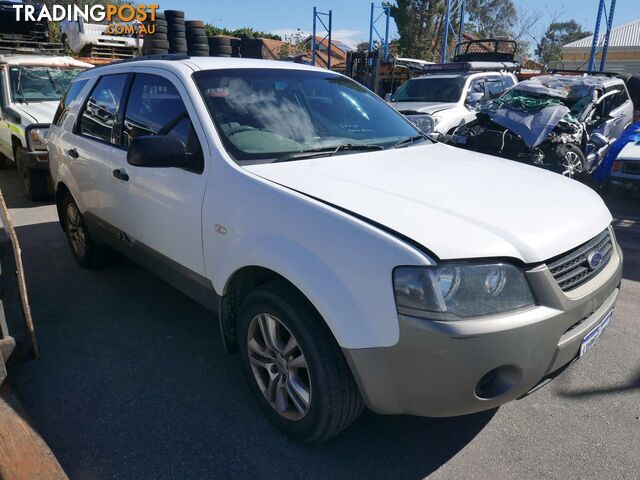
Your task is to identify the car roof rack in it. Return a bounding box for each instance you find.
[421,61,519,74]
[453,39,517,63]
[547,69,620,78]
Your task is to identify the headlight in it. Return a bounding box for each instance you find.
[405,114,434,134]
[27,127,48,151]
[393,263,535,320]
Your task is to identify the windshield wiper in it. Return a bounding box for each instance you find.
[273,143,384,163]
[393,134,429,149]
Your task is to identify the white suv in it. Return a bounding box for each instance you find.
[388,63,517,136]
[47,56,622,442]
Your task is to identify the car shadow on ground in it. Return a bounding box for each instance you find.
[7,221,495,480]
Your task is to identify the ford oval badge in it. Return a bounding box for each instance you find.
[587,251,604,270]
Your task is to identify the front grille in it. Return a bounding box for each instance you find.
[622,160,640,175]
[547,229,613,292]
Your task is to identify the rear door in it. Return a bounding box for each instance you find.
[593,84,634,141]
[109,69,208,276]
[57,73,129,221]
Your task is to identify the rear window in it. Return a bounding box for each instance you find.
[53,79,88,126]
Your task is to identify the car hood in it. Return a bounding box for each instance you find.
[391,102,457,115]
[12,101,58,124]
[245,144,612,263]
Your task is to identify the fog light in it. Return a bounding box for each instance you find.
[475,365,521,399]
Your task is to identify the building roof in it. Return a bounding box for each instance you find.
[564,19,640,49]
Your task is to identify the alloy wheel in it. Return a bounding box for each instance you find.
[247,313,311,420]
[561,151,584,178]
[66,203,87,258]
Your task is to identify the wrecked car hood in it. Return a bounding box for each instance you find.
[489,104,571,148]
[391,102,457,115]
[246,143,612,263]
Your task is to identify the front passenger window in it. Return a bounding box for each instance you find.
[122,73,203,172]
[79,74,127,143]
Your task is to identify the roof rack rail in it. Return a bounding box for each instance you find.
[89,53,189,70]
[422,61,520,74]
[547,69,619,78]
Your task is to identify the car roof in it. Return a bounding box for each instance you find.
[0,54,92,68]
[76,56,336,82]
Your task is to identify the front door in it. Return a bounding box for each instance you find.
[109,70,208,276]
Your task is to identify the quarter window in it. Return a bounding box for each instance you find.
[79,74,128,144]
[122,73,203,172]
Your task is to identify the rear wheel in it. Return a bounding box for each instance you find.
[237,281,364,443]
[62,193,111,268]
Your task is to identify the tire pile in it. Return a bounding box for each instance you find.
[165,10,187,54]
[208,36,241,58]
[241,37,264,59]
[140,10,265,60]
[185,20,209,56]
[141,11,169,55]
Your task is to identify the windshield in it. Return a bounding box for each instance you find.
[9,66,83,102]
[489,87,592,118]
[391,76,466,103]
[193,68,421,163]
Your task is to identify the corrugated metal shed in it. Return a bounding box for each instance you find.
[564,19,640,49]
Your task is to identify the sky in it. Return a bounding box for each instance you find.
[157,0,637,50]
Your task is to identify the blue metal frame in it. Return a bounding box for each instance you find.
[368,2,390,61]
[588,0,617,73]
[312,7,333,69]
[441,0,466,63]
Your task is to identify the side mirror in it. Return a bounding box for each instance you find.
[127,135,188,168]
[384,93,392,102]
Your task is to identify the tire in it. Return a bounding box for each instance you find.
[62,193,112,268]
[185,20,205,28]
[187,32,207,42]
[208,36,231,47]
[144,48,170,55]
[170,40,187,48]
[242,48,263,59]
[164,10,185,18]
[0,153,12,169]
[242,37,263,48]
[154,25,168,34]
[144,39,170,49]
[188,50,209,57]
[210,45,232,55]
[552,144,587,179]
[15,148,48,200]
[237,281,364,443]
[169,32,186,40]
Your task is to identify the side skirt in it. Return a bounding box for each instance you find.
[83,212,220,314]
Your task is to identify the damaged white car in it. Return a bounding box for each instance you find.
[450,74,634,178]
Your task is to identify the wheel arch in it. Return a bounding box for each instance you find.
[219,265,325,354]
[10,135,23,160]
[55,182,71,231]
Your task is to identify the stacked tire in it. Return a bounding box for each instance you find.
[208,36,240,57]
[165,10,187,54]
[142,11,169,55]
[241,37,264,59]
[185,20,209,56]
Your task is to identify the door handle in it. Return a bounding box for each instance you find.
[67,148,79,158]
[112,168,129,181]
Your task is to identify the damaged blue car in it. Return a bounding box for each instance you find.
[449,74,634,179]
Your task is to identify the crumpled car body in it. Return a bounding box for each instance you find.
[449,75,634,179]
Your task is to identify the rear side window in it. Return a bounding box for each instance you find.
[121,73,203,172]
[53,79,88,126]
[79,74,128,144]
[608,85,630,111]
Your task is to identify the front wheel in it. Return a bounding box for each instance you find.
[16,149,48,200]
[237,281,364,442]
[552,144,587,179]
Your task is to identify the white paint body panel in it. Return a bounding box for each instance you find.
[49,58,613,350]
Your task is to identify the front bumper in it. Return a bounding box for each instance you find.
[609,174,640,192]
[344,234,623,417]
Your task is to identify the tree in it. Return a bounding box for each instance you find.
[389,0,461,62]
[466,0,517,38]
[535,20,591,66]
